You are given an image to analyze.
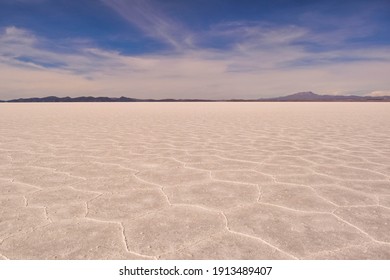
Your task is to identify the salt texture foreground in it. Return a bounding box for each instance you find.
[0,103,389,260]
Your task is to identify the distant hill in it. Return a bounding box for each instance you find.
[259,91,390,102]
[2,96,216,102]
[4,96,141,102]
[1,92,389,102]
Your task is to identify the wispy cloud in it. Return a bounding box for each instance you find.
[208,21,309,47]
[368,90,390,96]
[101,0,193,50]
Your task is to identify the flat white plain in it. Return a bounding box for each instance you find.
[0,103,389,260]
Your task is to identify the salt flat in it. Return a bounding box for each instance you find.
[0,102,389,260]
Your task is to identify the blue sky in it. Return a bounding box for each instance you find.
[0,0,389,99]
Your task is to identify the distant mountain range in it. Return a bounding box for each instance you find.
[1,92,389,102]
[0,96,214,103]
[259,91,390,102]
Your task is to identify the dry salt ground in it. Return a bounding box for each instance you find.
[0,102,389,259]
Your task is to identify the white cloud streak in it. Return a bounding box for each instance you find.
[101,0,193,50]
[368,90,390,96]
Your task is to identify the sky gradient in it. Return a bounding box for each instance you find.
[1,0,390,99]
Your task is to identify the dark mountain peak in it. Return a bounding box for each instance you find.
[285,91,318,98]
[270,91,323,101]
[260,91,390,101]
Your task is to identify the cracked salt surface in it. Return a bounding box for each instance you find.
[0,102,389,259]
